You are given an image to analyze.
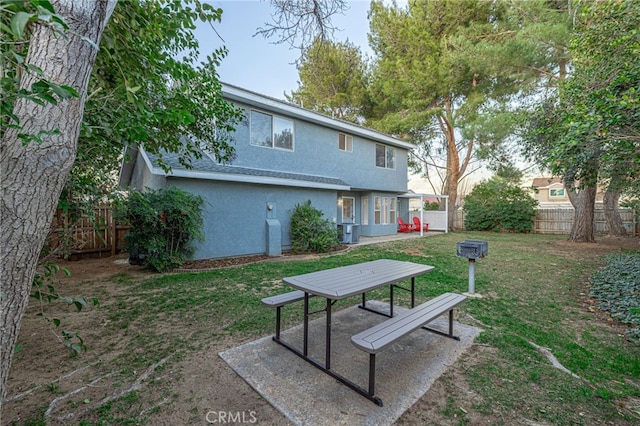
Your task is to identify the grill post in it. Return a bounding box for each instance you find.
[456,240,487,298]
[468,258,476,294]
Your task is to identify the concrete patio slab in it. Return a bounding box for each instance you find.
[219,301,481,426]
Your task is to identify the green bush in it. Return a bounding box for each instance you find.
[290,200,340,253]
[423,200,440,211]
[463,177,538,233]
[119,187,204,272]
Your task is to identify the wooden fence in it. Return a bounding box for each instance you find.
[48,205,130,259]
[453,208,638,235]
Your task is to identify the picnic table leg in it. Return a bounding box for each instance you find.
[303,292,309,356]
[326,298,332,370]
[358,287,395,319]
[411,277,415,308]
[389,284,394,317]
[275,306,282,340]
[368,353,376,396]
[449,309,454,337]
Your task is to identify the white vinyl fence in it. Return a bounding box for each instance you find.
[409,211,448,232]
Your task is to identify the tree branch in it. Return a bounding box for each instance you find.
[255,0,348,52]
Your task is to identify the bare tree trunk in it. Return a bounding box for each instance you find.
[0,0,116,413]
[439,100,473,230]
[603,187,627,236]
[567,186,597,242]
[444,144,460,230]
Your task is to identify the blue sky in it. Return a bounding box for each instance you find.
[194,1,479,192]
[196,0,376,99]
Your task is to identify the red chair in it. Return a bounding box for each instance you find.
[412,217,429,232]
[397,217,414,233]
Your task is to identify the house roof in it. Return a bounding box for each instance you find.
[120,83,412,191]
[531,177,564,188]
[119,147,351,191]
[222,83,415,151]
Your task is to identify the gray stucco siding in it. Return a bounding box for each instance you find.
[169,177,337,260]
[227,103,408,193]
[350,138,408,192]
[129,151,166,191]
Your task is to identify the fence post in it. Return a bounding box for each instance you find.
[111,206,117,256]
[46,203,130,259]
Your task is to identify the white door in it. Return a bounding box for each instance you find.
[342,197,355,223]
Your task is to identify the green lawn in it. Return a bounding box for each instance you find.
[11,232,640,425]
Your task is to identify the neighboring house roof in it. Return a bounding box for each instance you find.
[531,177,564,188]
[119,146,351,191]
[222,83,414,151]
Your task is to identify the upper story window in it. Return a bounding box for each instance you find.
[338,133,353,152]
[250,110,294,151]
[376,144,395,169]
[549,188,565,197]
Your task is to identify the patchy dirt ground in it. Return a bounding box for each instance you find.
[3,236,639,425]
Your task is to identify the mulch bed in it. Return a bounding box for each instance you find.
[175,245,350,272]
[179,254,276,270]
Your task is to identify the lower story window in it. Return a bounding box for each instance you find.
[374,196,397,225]
[361,197,369,225]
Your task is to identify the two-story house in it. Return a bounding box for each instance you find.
[531,177,572,207]
[531,177,605,208]
[119,83,415,260]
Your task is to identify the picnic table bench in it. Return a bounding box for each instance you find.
[351,292,466,401]
[261,290,314,339]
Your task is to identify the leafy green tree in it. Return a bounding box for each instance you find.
[569,0,640,236]
[1,0,117,410]
[494,164,524,185]
[463,177,538,233]
[83,0,243,170]
[423,200,440,211]
[524,0,640,241]
[366,0,573,228]
[287,39,369,123]
[524,97,601,242]
[0,0,349,412]
[66,0,243,215]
